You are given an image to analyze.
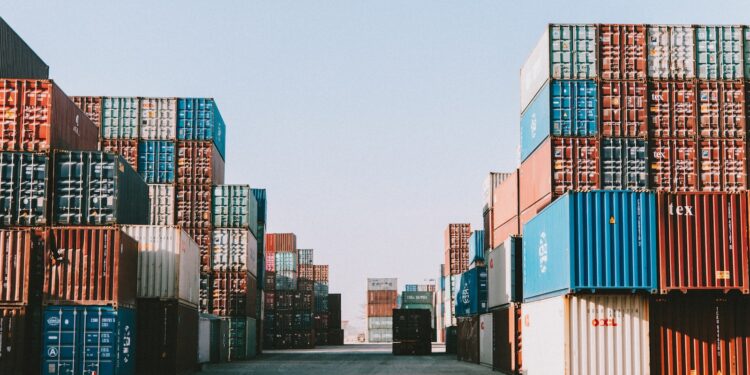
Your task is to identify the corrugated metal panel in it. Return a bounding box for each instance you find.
[177,98,226,159]
[139,97,177,140]
[483,172,511,208]
[212,185,258,236]
[176,184,211,228]
[648,80,697,138]
[367,328,392,343]
[647,25,695,79]
[601,138,648,190]
[265,233,296,252]
[251,188,267,225]
[650,139,698,192]
[0,152,48,226]
[0,229,43,305]
[454,267,488,317]
[314,265,329,282]
[699,138,746,191]
[697,81,745,138]
[101,96,139,139]
[487,236,522,308]
[148,184,175,225]
[227,317,256,360]
[122,225,200,306]
[0,17,49,79]
[657,192,749,293]
[599,81,647,137]
[479,313,492,366]
[212,228,257,276]
[522,294,650,375]
[136,299,198,375]
[695,25,744,80]
[598,24,647,80]
[211,272,256,317]
[297,249,314,266]
[522,191,658,301]
[101,139,138,169]
[176,141,225,186]
[137,140,175,184]
[367,278,398,291]
[467,230,485,264]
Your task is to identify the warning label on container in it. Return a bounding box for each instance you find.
[716,271,730,280]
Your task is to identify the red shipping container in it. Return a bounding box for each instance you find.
[598,24,647,81]
[649,81,697,138]
[211,271,256,317]
[265,233,297,252]
[176,141,225,186]
[493,216,519,248]
[650,138,699,192]
[658,192,750,294]
[367,303,396,317]
[600,81,648,137]
[367,290,398,304]
[519,137,599,213]
[651,296,750,375]
[699,139,747,191]
[314,264,329,282]
[519,194,553,234]
[0,306,40,375]
[491,171,519,248]
[298,264,314,280]
[101,139,138,169]
[71,96,102,128]
[265,249,275,272]
[698,81,745,138]
[186,228,211,273]
[0,80,98,152]
[176,184,212,228]
[0,229,45,305]
[445,224,470,276]
[43,227,138,307]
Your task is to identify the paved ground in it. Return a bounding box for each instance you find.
[201,344,495,375]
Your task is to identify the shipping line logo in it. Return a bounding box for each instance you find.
[538,232,548,274]
[668,203,694,216]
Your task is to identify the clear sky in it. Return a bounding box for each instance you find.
[3,0,749,333]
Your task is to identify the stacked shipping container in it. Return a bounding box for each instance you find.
[367,278,398,342]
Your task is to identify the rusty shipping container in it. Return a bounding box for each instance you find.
[492,304,521,374]
[491,170,519,248]
[598,24,646,81]
[648,81,697,138]
[651,295,750,375]
[298,264,314,281]
[186,227,211,273]
[265,233,297,252]
[43,227,138,307]
[136,299,198,375]
[599,81,648,137]
[519,137,599,213]
[0,80,98,152]
[101,139,138,169]
[149,184,175,225]
[445,224,470,276]
[314,264,329,282]
[176,184,212,229]
[698,81,745,139]
[650,138,698,192]
[0,228,45,305]
[699,138,746,191]
[658,192,750,294]
[71,96,101,128]
[367,303,396,317]
[176,141,225,186]
[199,272,211,314]
[211,271,257,317]
[457,315,479,364]
[0,305,41,375]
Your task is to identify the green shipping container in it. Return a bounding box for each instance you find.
[227,317,257,361]
[212,185,258,236]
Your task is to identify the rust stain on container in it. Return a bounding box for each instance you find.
[600,81,648,137]
[176,184,212,229]
[265,233,297,252]
[699,138,746,191]
[650,138,698,192]
[0,229,45,305]
[185,228,211,273]
[599,24,647,80]
[101,139,138,168]
[649,81,697,138]
[211,271,257,317]
[71,96,102,128]
[176,141,225,186]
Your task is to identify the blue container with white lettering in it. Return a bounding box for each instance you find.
[454,267,488,317]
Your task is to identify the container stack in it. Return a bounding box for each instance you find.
[442,223,470,329]
[366,278,398,343]
[326,293,344,345]
[313,264,330,345]
[391,309,431,355]
[251,188,267,353]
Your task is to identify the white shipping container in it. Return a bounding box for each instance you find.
[488,238,513,308]
[367,328,392,343]
[479,313,493,366]
[647,25,695,79]
[198,317,211,363]
[211,228,258,276]
[139,97,177,140]
[367,278,398,291]
[367,316,392,329]
[149,184,175,225]
[522,294,649,375]
[123,225,200,307]
[483,172,512,208]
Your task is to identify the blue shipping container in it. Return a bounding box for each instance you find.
[521,191,657,302]
[177,98,226,159]
[42,305,136,375]
[137,140,175,184]
[520,80,598,161]
[467,230,485,264]
[251,188,267,225]
[454,266,488,317]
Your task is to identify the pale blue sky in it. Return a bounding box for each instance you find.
[3,1,748,332]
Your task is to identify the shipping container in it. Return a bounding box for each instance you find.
[492,304,521,374]
[42,305,136,375]
[199,272,211,314]
[176,184,211,229]
[0,229,44,305]
[43,227,138,307]
[265,233,296,252]
[328,293,342,329]
[392,308,431,342]
[0,80,98,152]
[467,230,485,265]
[212,185,258,236]
[454,266,488,317]
[484,172,512,209]
[697,81,745,138]
[298,248,314,266]
[487,236,522,309]
[699,138,746,191]
[657,192,749,294]
[136,299,198,375]
[71,96,101,128]
[264,271,276,291]
[445,224,471,276]
[314,265,329,282]
[275,270,297,291]
[137,140,176,184]
[0,305,41,375]
[647,25,695,79]
[650,295,750,375]
[101,139,138,169]
[650,138,698,192]
[0,17,49,79]
[695,25,744,80]
[251,188,267,225]
[197,314,229,364]
[211,271,257,317]
[122,225,200,306]
[368,304,396,317]
[227,317,256,360]
[599,81,647,137]
[492,170,519,249]
[368,328,392,343]
[0,152,48,226]
[519,137,599,213]
[601,137,648,190]
[479,313,492,367]
[298,265,314,282]
[368,290,398,305]
[52,151,149,225]
[520,24,597,112]
[101,97,139,139]
[648,80,697,138]
[522,191,658,301]
[598,24,647,81]
[212,228,258,275]
[177,98,226,159]
[139,97,177,140]
[457,316,479,364]
[148,184,175,225]
[327,329,344,346]
[186,228,211,273]
[176,141,225,186]
[265,250,275,272]
[520,80,598,161]
[521,294,649,375]
[401,291,432,307]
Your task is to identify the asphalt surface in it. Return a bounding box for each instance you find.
[201,344,496,375]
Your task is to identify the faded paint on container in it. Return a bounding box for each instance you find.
[657,192,749,294]
[520,80,598,161]
[0,80,98,152]
[101,139,138,169]
[695,25,744,80]
[43,227,138,307]
[648,81,697,138]
[601,138,648,190]
[0,17,49,79]
[148,184,175,225]
[176,141,225,185]
[176,184,211,229]
[0,152,48,226]
[139,97,177,140]
[479,313,492,366]
[212,185,258,236]
[650,138,698,192]
[598,24,647,80]
[177,98,226,159]
[0,305,41,375]
[522,191,658,301]
[122,225,200,306]
[599,81,647,137]
[699,138,746,191]
[136,299,198,375]
[487,236,522,308]
[0,229,44,305]
[137,140,175,184]
[647,25,695,79]
[212,228,258,276]
[368,278,398,291]
[697,81,745,138]
[521,294,650,375]
[101,97,139,139]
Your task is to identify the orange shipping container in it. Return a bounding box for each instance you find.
[266,233,296,252]
[367,290,398,304]
[101,139,138,168]
[491,171,519,248]
[697,81,745,138]
[699,138,746,191]
[598,24,647,81]
[0,229,46,305]
[650,138,698,192]
[367,303,396,317]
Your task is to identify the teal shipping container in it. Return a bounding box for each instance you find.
[212,185,258,236]
[0,152,48,226]
[467,230,485,265]
[695,25,743,80]
[227,317,256,361]
[522,191,658,302]
[101,97,139,140]
[176,98,226,159]
[251,188,266,225]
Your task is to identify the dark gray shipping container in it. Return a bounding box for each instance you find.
[601,138,648,190]
[52,151,149,225]
[136,299,198,375]
[0,17,48,79]
[0,153,48,226]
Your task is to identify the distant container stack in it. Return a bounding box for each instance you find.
[442,224,470,330]
[367,278,398,343]
[327,293,343,345]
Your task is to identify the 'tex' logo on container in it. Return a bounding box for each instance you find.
[668,203,694,216]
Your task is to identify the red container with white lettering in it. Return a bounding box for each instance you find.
[657,192,750,294]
